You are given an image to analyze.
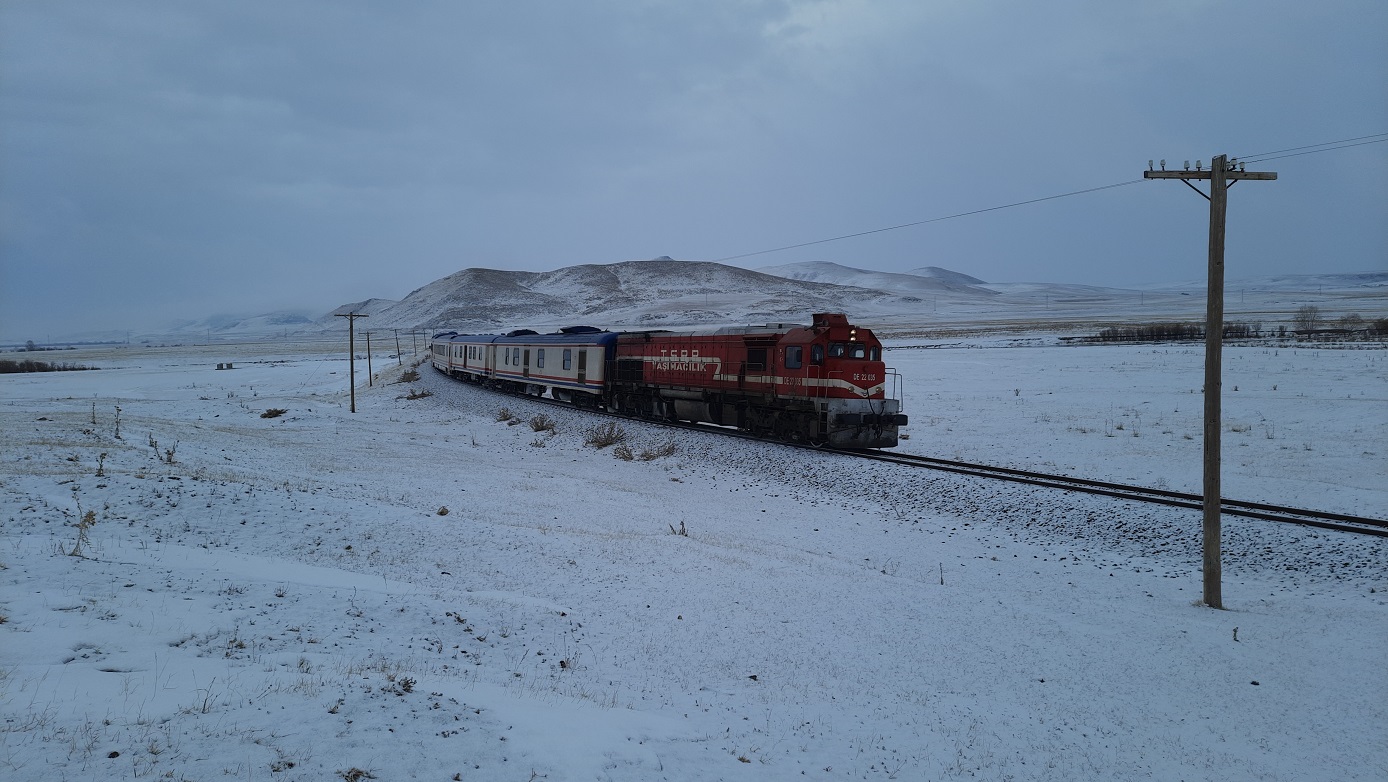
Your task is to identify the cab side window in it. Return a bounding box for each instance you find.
[785,346,803,369]
[870,346,881,361]
[811,344,825,365]
[849,344,866,359]
[829,343,846,358]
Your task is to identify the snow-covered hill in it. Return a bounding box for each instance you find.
[160,311,319,340]
[101,261,1384,346]
[352,258,925,332]
[757,261,997,297]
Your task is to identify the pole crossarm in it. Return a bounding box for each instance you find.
[1144,170,1277,181]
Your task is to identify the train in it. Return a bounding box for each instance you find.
[429,312,907,448]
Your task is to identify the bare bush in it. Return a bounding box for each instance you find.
[612,444,634,460]
[529,414,556,432]
[0,359,98,373]
[399,369,421,382]
[261,408,287,419]
[585,421,629,448]
[495,408,514,422]
[402,388,433,400]
[1292,305,1322,332]
[638,439,678,460]
[1337,313,1364,330]
[67,499,97,557]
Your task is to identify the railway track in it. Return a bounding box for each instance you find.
[840,450,1388,537]
[447,372,1388,537]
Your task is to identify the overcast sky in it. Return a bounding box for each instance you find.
[2,1,1385,339]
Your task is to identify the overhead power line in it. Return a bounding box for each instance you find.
[1239,136,1388,164]
[713,179,1146,263]
[711,131,1386,264]
[1235,132,1388,163]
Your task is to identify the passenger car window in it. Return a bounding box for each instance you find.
[563,349,572,370]
[537,348,545,368]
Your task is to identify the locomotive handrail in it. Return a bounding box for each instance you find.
[886,368,904,409]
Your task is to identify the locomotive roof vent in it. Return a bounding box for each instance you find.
[558,325,603,334]
[505,329,539,337]
[812,313,850,328]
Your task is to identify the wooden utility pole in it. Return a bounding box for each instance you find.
[335,312,368,413]
[394,330,403,366]
[365,331,374,386]
[1144,155,1276,609]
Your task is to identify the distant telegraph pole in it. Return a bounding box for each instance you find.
[335,312,368,413]
[365,331,374,386]
[1144,155,1276,609]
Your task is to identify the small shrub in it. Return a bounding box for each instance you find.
[638,439,678,461]
[0,359,97,373]
[529,414,556,432]
[495,408,514,422]
[69,508,97,558]
[399,369,421,382]
[612,444,634,460]
[261,408,287,419]
[403,388,433,400]
[668,520,689,537]
[584,421,629,448]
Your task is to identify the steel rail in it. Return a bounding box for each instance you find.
[842,449,1388,537]
[432,366,1388,537]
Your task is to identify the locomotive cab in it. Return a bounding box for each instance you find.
[774,313,907,447]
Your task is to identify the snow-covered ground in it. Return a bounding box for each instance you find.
[2,337,1385,781]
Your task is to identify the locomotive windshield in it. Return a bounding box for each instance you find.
[828,343,876,360]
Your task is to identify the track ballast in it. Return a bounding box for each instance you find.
[451,371,1388,537]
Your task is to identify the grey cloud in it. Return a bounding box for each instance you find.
[2,0,1384,339]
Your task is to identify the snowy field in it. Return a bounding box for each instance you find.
[2,337,1385,781]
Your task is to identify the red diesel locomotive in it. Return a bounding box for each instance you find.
[610,313,905,447]
[431,313,906,448]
